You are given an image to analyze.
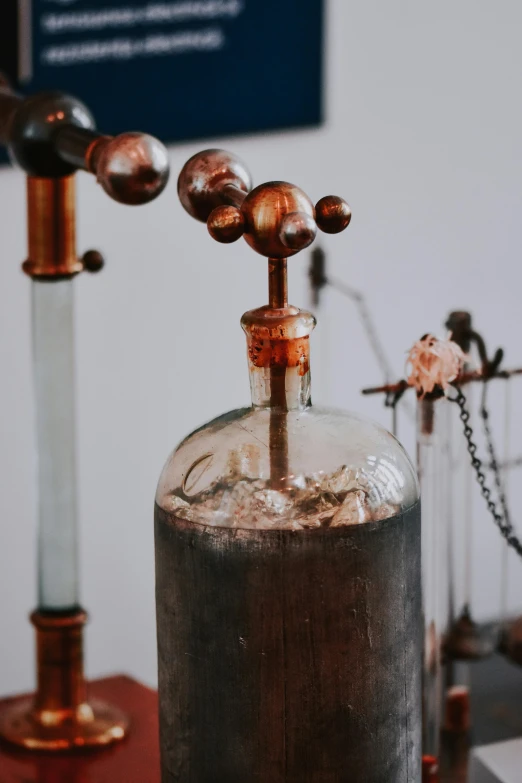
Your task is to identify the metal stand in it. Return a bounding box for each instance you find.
[0,79,169,752]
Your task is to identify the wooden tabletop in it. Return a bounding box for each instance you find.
[0,675,160,783]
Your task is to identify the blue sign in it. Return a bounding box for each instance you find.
[1,0,324,151]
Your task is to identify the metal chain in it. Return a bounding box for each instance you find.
[480,385,512,529]
[450,385,522,558]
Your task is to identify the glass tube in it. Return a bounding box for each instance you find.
[417,396,449,775]
[443,384,473,736]
[444,380,497,736]
[499,379,511,627]
[32,279,79,610]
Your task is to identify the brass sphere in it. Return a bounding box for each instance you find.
[207,205,245,243]
[8,91,95,177]
[82,249,105,273]
[279,211,317,251]
[178,149,252,222]
[315,195,352,234]
[94,132,170,205]
[242,182,315,258]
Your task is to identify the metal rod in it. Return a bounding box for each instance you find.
[54,126,102,172]
[0,82,102,172]
[268,257,289,487]
[221,183,248,209]
[362,366,522,397]
[268,257,288,309]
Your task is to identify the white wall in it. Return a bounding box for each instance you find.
[1,0,522,696]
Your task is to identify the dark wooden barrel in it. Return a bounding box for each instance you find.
[155,501,421,783]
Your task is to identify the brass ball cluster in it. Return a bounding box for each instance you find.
[178,149,351,260]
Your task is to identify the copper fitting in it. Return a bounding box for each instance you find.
[0,608,129,751]
[32,610,88,723]
[444,685,471,734]
[421,755,439,783]
[23,176,83,279]
[241,305,316,373]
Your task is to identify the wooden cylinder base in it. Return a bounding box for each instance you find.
[155,501,422,782]
[0,609,129,752]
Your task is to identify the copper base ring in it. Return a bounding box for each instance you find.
[0,696,129,751]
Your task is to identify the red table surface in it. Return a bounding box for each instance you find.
[0,676,160,783]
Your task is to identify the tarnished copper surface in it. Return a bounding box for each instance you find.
[279,210,317,251]
[207,204,245,243]
[242,181,316,259]
[0,610,129,751]
[86,133,169,205]
[23,176,83,279]
[315,195,352,234]
[177,148,252,221]
[241,305,315,370]
[178,149,351,260]
[268,258,288,308]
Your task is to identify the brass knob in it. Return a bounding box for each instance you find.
[178,149,351,259]
[178,149,252,222]
[82,249,105,273]
[315,196,352,234]
[88,133,170,205]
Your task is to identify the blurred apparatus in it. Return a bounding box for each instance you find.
[0,77,169,752]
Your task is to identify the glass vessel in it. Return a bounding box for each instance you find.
[417,396,451,781]
[154,150,422,783]
[155,309,421,782]
[157,308,418,529]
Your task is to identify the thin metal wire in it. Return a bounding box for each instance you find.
[327,276,414,423]
[329,276,394,383]
[450,385,522,558]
